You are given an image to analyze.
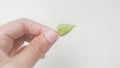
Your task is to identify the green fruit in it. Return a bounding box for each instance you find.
[57,24,75,36]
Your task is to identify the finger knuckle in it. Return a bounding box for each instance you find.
[30,38,48,55]
[0,33,13,53]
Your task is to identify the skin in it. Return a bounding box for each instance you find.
[0,18,58,68]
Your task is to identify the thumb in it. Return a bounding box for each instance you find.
[12,30,58,67]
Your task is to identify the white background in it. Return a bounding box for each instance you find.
[0,0,120,68]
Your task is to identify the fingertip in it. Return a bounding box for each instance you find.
[45,30,59,45]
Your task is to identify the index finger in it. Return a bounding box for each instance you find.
[0,18,51,40]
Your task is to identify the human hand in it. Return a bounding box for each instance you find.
[0,18,58,68]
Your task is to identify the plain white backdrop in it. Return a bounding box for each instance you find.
[0,0,120,68]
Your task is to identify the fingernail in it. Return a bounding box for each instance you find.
[45,30,58,45]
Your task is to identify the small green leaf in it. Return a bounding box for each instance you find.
[57,24,75,36]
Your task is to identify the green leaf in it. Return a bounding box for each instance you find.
[57,24,75,36]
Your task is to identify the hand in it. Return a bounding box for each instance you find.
[0,18,58,68]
